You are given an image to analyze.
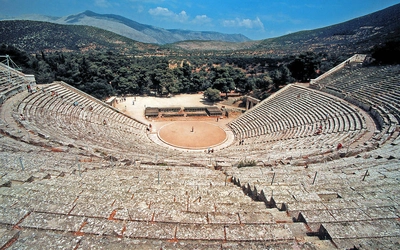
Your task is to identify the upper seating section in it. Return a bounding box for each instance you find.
[16,82,167,159]
[0,61,36,106]
[0,62,28,91]
[227,84,367,161]
[311,63,400,144]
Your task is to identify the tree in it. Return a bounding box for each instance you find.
[192,72,210,91]
[257,73,273,90]
[288,52,320,82]
[79,81,114,99]
[371,41,400,64]
[203,88,221,102]
[210,66,237,94]
[161,71,179,95]
[35,60,55,83]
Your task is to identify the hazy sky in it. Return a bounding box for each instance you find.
[1,0,399,40]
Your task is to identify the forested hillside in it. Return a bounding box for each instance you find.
[0,20,159,54]
[2,44,355,100]
[256,3,400,55]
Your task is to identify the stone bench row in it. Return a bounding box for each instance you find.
[44,83,146,130]
[0,70,27,86]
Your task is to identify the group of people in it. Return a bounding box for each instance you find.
[26,84,37,93]
[315,124,323,135]
[114,96,137,105]
[116,96,133,104]
[146,124,152,132]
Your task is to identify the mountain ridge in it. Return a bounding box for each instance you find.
[6,10,251,44]
[255,3,400,54]
[168,3,400,55]
[1,4,399,56]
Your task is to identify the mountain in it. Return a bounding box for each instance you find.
[9,10,251,44]
[163,4,400,54]
[255,3,400,55]
[0,20,160,54]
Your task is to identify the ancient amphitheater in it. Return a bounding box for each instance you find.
[0,54,399,249]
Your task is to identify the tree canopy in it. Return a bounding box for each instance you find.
[1,44,357,101]
[203,88,221,102]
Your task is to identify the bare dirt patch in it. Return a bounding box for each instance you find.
[158,121,227,149]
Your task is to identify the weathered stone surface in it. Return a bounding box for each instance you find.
[81,218,124,237]
[208,212,239,224]
[19,212,85,232]
[0,227,19,249]
[78,236,164,250]
[238,211,275,224]
[176,224,224,240]
[0,207,29,225]
[9,229,81,250]
[125,221,176,239]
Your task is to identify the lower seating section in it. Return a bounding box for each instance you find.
[0,149,323,248]
[222,142,400,249]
